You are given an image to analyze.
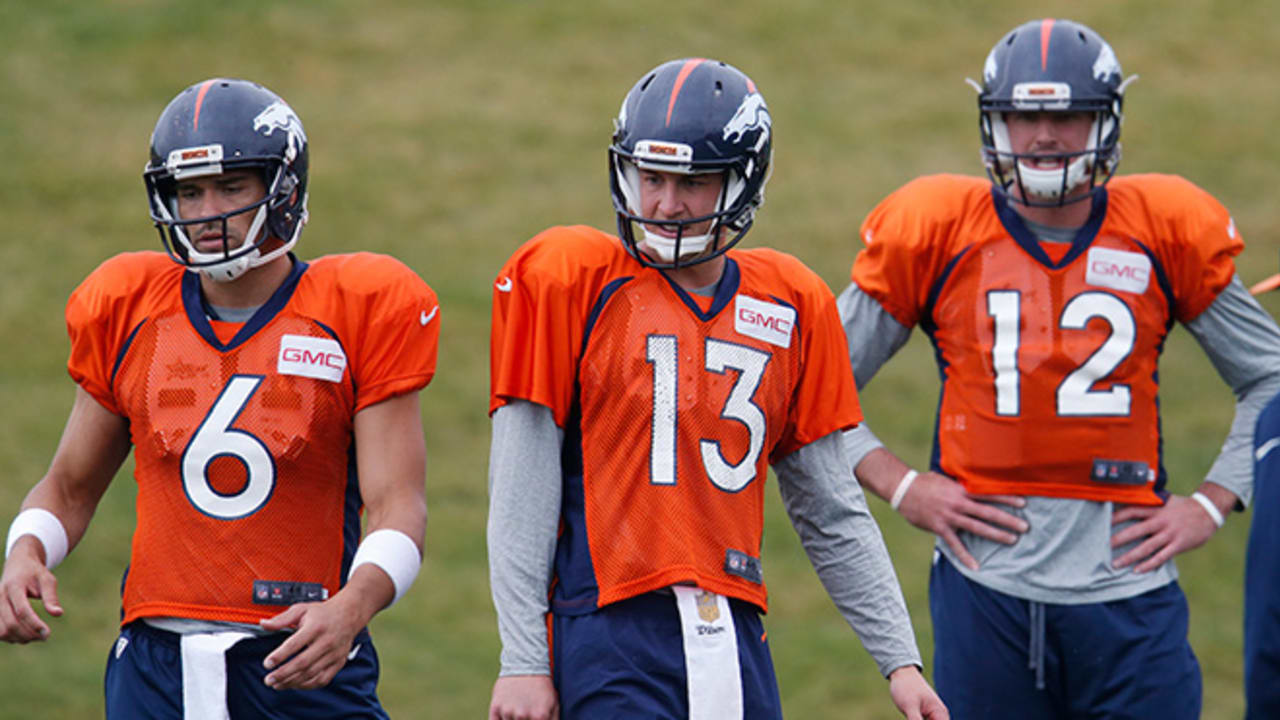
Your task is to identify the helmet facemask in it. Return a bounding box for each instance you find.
[610,142,763,269]
[608,59,772,271]
[146,159,306,283]
[980,108,1120,207]
[143,79,310,282]
[972,19,1133,208]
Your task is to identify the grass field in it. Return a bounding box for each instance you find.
[2,1,1279,718]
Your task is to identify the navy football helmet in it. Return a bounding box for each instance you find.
[973,19,1134,206]
[610,58,772,268]
[144,78,309,282]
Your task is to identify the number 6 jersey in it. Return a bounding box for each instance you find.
[851,173,1242,504]
[489,226,861,614]
[65,251,438,625]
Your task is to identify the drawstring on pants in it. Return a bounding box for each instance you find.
[1027,601,1046,690]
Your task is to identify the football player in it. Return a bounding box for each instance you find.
[486,59,947,719]
[837,18,1280,718]
[0,78,439,719]
[1246,270,1280,719]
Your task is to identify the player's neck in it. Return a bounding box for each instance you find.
[1012,197,1092,229]
[199,254,294,309]
[664,255,726,292]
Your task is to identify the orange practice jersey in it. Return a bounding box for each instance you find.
[66,252,438,625]
[852,174,1241,504]
[490,226,861,614]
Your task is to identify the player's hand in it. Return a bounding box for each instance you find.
[887,665,949,720]
[0,536,64,643]
[895,471,1028,570]
[1111,493,1221,573]
[489,674,559,720]
[259,595,366,691]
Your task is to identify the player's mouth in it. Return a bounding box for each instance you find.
[195,233,233,253]
[1022,158,1066,170]
[645,220,710,238]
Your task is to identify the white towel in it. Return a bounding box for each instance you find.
[673,586,743,720]
[180,630,254,720]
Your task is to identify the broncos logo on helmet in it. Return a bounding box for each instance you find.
[253,101,307,164]
[723,92,771,146]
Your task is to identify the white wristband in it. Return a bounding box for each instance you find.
[1190,492,1225,529]
[5,508,69,569]
[889,470,919,512]
[348,529,421,606]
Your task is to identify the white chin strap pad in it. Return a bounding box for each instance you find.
[1016,156,1089,200]
[640,228,715,262]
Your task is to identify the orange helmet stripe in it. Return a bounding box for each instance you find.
[666,58,707,127]
[192,79,217,132]
[1040,18,1056,71]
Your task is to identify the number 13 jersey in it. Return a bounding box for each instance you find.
[852,173,1242,505]
[490,226,861,614]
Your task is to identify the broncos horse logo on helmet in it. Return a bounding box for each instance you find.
[252,101,308,166]
[610,58,773,269]
[144,78,310,282]
[722,92,771,146]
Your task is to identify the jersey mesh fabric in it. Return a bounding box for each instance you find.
[491,226,861,614]
[118,311,355,623]
[65,251,439,625]
[852,173,1241,503]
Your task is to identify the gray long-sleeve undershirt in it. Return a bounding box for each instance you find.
[837,275,1280,603]
[487,399,923,677]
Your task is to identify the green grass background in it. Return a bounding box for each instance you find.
[2,1,1278,717]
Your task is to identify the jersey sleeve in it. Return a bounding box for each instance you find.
[489,228,593,427]
[65,253,161,415]
[851,175,977,328]
[332,253,440,412]
[1134,175,1244,323]
[771,257,863,461]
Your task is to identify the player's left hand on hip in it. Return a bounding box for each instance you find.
[1109,494,1219,574]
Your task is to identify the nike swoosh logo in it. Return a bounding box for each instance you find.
[495,276,513,293]
[348,643,361,661]
[419,306,438,326]
[1258,437,1280,462]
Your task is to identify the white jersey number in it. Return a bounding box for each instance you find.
[181,375,276,519]
[647,336,770,492]
[987,290,1135,417]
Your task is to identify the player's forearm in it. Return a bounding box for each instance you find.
[845,436,906,503]
[19,388,132,552]
[488,401,564,675]
[775,433,924,676]
[1187,277,1280,507]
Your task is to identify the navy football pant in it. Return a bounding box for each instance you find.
[552,592,782,719]
[1246,391,1280,719]
[930,555,1200,720]
[104,621,389,719]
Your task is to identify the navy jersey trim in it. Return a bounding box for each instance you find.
[182,254,309,352]
[992,187,1109,270]
[551,403,601,615]
[660,257,741,321]
[581,276,634,359]
[110,318,149,390]
[339,441,363,587]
